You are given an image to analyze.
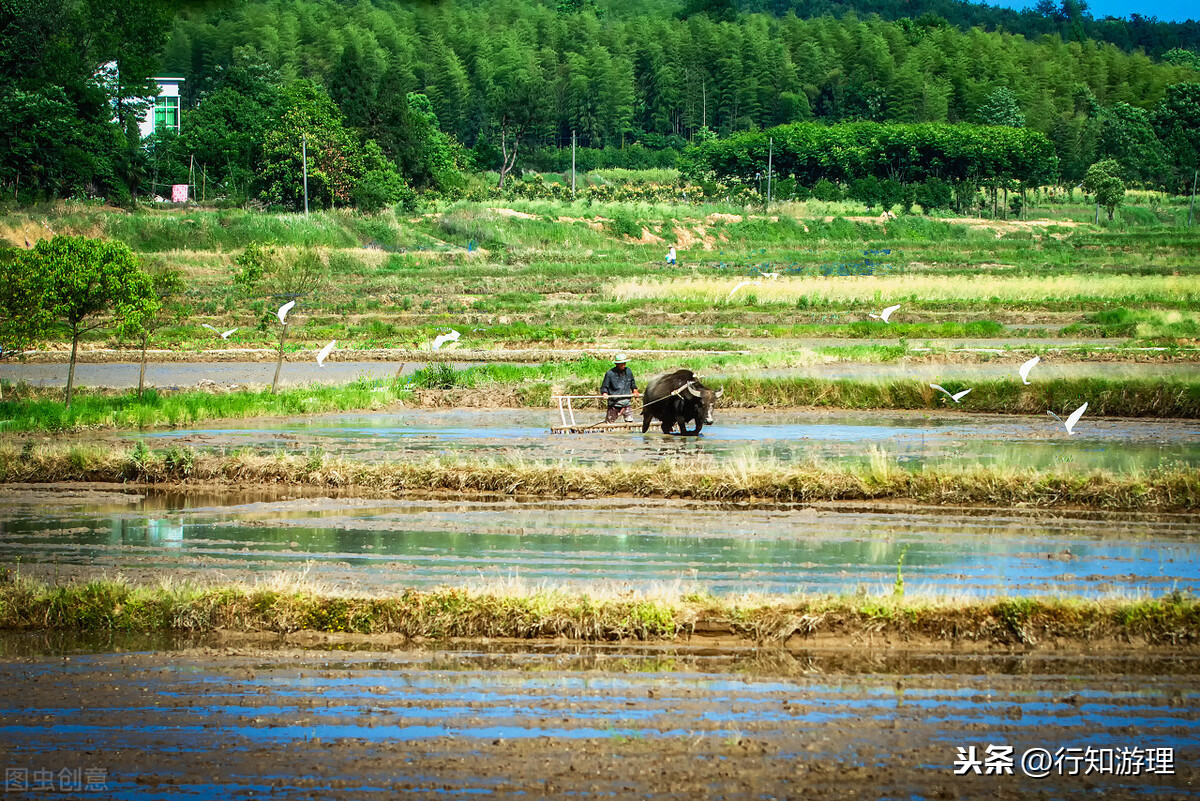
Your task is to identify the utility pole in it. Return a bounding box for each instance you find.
[1190,169,1197,228]
[572,130,576,200]
[302,133,309,216]
[766,137,773,206]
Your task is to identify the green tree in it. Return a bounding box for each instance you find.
[1153,83,1200,192]
[682,0,737,24]
[134,261,185,399]
[234,243,329,394]
[478,35,549,188]
[175,50,286,201]
[1098,102,1169,187]
[259,81,406,211]
[1162,49,1200,70]
[0,245,46,400]
[977,87,1026,127]
[373,92,464,194]
[3,236,156,408]
[0,0,179,202]
[1082,159,1125,221]
[330,41,373,129]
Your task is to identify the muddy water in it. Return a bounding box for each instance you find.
[128,408,1200,471]
[2,488,1196,598]
[0,642,1194,798]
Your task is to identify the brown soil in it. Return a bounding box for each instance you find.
[486,207,539,220]
[636,226,665,244]
[0,644,1193,799]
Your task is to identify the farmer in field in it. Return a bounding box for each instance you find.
[601,354,639,423]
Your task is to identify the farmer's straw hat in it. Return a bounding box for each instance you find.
[614,354,629,363]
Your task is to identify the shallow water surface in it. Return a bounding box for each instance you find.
[2,489,1196,598]
[127,407,1200,471]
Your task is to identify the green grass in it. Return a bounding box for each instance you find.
[1063,308,1200,341]
[0,380,406,432]
[7,200,1200,362]
[3,369,1200,433]
[3,445,1198,510]
[0,575,1194,646]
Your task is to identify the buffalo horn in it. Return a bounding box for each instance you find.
[685,383,702,397]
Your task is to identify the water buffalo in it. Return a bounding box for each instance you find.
[641,369,723,435]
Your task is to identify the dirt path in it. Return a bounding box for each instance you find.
[0,642,1193,799]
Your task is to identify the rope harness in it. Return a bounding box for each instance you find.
[571,382,698,432]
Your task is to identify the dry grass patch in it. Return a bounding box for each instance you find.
[610,275,1200,307]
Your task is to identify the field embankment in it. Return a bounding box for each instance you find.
[0,576,1194,648]
[2,446,1198,510]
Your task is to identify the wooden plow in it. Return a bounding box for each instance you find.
[550,394,642,434]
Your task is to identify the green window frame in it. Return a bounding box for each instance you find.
[154,96,179,131]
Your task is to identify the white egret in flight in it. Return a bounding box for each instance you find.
[316,340,336,367]
[869,304,901,323]
[727,280,760,300]
[202,324,238,340]
[1048,402,1088,435]
[431,330,460,350]
[930,384,972,403]
[1019,356,1040,385]
[277,301,296,325]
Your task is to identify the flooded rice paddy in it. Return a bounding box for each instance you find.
[2,488,1196,598]
[6,365,1200,798]
[128,407,1200,472]
[0,641,1194,798]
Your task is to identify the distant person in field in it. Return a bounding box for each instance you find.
[666,246,676,266]
[601,354,639,423]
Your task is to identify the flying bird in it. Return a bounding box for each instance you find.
[431,330,461,350]
[277,300,296,325]
[1018,356,1040,385]
[727,280,760,299]
[1048,402,1088,435]
[203,324,239,340]
[316,340,336,367]
[759,271,780,280]
[869,304,901,323]
[930,384,972,403]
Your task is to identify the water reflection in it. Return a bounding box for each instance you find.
[1,492,1196,598]
[125,409,1200,472]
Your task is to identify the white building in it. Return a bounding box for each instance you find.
[138,75,185,139]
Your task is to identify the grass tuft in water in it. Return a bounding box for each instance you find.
[0,575,1195,647]
[2,445,1198,511]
